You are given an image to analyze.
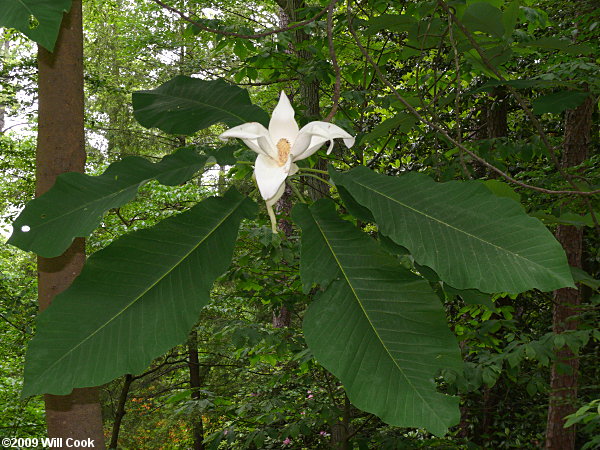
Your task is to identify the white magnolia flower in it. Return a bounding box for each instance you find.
[219,91,354,231]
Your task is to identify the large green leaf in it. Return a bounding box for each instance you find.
[364,112,418,142]
[8,147,209,258]
[519,37,594,56]
[0,0,71,51]
[293,200,462,436]
[22,189,256,396]
[532,91,590,115]
[365,14,416,35]
[461,2,504,39]
[330,166,573,294]
[132,75,270,135]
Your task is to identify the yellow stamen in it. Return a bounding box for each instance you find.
[276,138,291,166]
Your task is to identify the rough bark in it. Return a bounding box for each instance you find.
[486,87,508,140]
[271,1,306,329]
[37,1,106,447]
[329,394,351,449]
[544,94,594,450]
[188,330,206,450]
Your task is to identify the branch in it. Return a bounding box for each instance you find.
[0,312,29,335]
[324,1,341,122]
[437,1,590,190]
[345,3,600,197]
[151,0,332,40]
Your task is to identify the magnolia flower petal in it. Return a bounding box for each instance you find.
[255,154,290,202]
[266,183,286,207]
[291,121,355,161]
[269,92,299,146]
[219,122,276,159]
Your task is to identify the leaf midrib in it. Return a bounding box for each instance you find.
[33,198,244,382]
[149,89,251,124]
[352,177,548,270]
[310,212,442,421]
[16,0,34,15]
[19,156,206,244]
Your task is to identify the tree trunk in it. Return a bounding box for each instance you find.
[544,94,594,450]
[188,330,205,450]
[37,1,106,447]
[108,374,133,449]
[0,40,9,133]
[329,394,351,449]
[486,87,508,140]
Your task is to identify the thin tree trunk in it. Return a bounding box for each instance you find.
[0,40,9,133]
[108,374,133,449]
[37,2,106,447]
[330,394,351,449]
[486,87,508,140]
[544,94,594,450]
[188,330,205,450]
[271,0,306,328]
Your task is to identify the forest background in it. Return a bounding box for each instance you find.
[0,0,599,449]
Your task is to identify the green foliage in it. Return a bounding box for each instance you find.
[8,147,210,257]
[0,245,44,439]
[294,199,462,436]
[0,0,72,51]
[564,399,600,450]
[3,0,599,446]
[330,166,574,294]
[22,189,256,396]
[532,91,591,115]
[132,76,270,135]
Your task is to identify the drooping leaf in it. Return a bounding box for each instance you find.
[0,0,71,51]
[364,112,418,142]
[530,211,596,228]
[571,267,600,291]
[502,0,520,38]
[365,14,416,35]
[407,18,446,49]
[443,285,495,309]
[461,2,504,38]
[519,37,594,56]
[464,46,513,78]
[293,200,462,436]
[469,79,562,94]
[481,179,522,204]
[22,189,256,397]
[532,91,590,115]
[132,76,270,135]
[8,147,210,258]
[330,166,574,294]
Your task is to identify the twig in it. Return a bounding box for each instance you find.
[0,312,29,335]
[345,414,375,440]
[345,3,600,196]
[324,1,341,122]
[151,0,333,40]
[438,1,577,185]
[237,77,299,86]
[446,8,470,178]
